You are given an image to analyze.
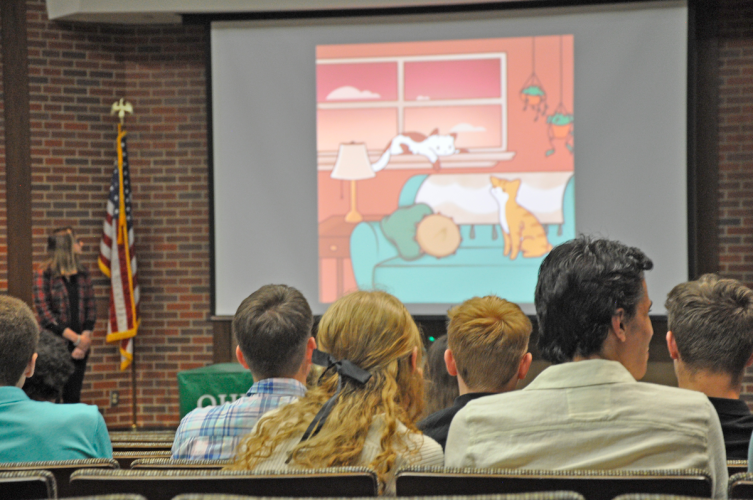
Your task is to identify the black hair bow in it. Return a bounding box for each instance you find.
[298,349,371,444]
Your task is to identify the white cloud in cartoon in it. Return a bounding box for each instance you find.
[326,86,381,100]
[451,123,487,133]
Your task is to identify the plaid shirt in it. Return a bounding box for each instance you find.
[171,378,307,460]
[32,267,96,337]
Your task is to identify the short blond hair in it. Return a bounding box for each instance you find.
[447,296,531,391]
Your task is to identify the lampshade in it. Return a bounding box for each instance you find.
[330,143,376,180]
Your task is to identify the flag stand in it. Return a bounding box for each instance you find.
[102,98,140,430]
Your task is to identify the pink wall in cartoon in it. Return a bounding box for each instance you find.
[317,35,574,223]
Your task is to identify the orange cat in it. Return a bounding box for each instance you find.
[490,177,552,260]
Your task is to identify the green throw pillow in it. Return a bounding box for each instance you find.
[380,204,433,261]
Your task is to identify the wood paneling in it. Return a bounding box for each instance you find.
[1,0,32,304]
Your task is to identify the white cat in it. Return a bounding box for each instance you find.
[371,129,460,172]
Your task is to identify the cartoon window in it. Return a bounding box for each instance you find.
[317,53,513,171]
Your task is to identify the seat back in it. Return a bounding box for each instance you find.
[0,470,56,499]
[113,451,172,469]
[130,458,229,469]
[171,493,586,500]
[394,467,713,500]
[69,467,379,500]
[728,460,748,477]
[111,441,173,452]
[613,494,710,500]
[110,431,175,443]
[728,472,753,498]
[0,458,118,498]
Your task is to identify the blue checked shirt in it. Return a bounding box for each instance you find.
[171,378,307,460]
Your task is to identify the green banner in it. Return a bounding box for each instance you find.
[177,363,254,418]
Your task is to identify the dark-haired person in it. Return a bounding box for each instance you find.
[171,284,316,460]
[22,330,75,403]
[419,296,532,449]
[32,227,96,403]
[665,274,753,460]
[422,335,459,417]
[0,295,111,462]
[446,237,727,499]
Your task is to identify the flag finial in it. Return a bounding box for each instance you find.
[110,98,133,124]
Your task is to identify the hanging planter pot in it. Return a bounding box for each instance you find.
[547,113,573,138]
[520,38,547,121]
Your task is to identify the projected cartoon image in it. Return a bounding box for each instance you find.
[317,36,574,305]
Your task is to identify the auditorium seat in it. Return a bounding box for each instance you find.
[169,492,586,500]
[68,466,379,499]
[0,470,55,499]
[728,460,747,477]
[111,441,173,452]
[0,458,118,498]
[110,431,175,443]
[728,472,753,498]
[55,496,147,500]
[130,458,229,469]
[612,494,708,500]
[394,467,713,500]
[114,451,172,469]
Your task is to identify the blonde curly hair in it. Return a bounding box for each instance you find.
[227,290,425,489]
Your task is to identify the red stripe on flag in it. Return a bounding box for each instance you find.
[116,236,135,329]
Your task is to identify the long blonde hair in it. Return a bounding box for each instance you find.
[45,228,83,277]
[228,290,425,488]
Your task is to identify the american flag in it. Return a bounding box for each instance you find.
[99,124,140,371]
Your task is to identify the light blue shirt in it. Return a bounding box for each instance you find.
[0,386,112,462]
[171,377,307,460]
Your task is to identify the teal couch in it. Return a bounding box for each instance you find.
[349,174,575,305]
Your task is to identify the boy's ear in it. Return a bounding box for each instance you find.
[444,349,458,377]
[666,331,680,361]
[518,352,533,380]
[746,351,753,368]
[610,309,628,342]
[236,345,250,369]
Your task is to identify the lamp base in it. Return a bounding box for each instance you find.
[344,210,363,223]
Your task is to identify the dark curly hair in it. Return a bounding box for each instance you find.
[535,236,653,364]
[22,330,75,402]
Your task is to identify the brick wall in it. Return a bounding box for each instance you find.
[717,1,753,286]
[717,0,753,404]
[23,0,210,427]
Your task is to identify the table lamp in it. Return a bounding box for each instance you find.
[330,143,376,223]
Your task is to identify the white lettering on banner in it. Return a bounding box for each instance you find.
[196,393,241,408]
[196,394,217,407]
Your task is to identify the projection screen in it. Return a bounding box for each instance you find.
[211,1,688,316]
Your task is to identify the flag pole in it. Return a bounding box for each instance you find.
[131,339,137,429]
[105,98,139,429]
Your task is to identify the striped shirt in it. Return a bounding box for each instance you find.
[171,378,307,460]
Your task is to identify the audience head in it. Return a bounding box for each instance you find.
[314,290,424,418]
[232,284,315,381]
[0,296,40,387]
[446,295,533,393]
[231,290,424,489]
[665,274,753,389]
[23,331,75,402]
[423,335,458,415]
[535,236,654,378]
[46,226,83,276]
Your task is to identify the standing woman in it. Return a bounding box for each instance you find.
[33,227,96,403]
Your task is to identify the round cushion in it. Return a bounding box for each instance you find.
[415,214,462,258]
